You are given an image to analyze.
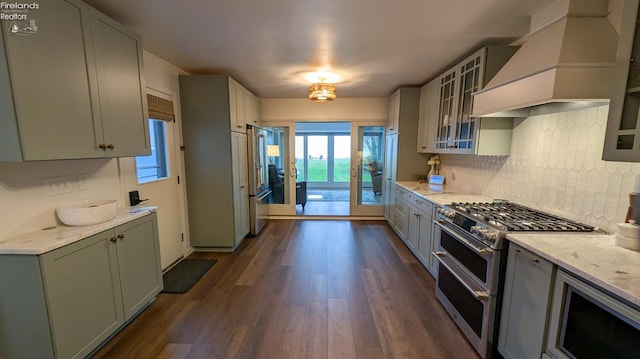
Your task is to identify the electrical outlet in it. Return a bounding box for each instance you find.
[43,175,73,197]
[77,173,89,190]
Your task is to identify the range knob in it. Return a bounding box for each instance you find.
[485,232,498,242]
[438,208,455,218]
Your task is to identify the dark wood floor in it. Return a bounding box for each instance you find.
[93,220,479,359]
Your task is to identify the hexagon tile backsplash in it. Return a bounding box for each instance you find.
[439,105,640,234]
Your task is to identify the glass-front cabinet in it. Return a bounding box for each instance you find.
[435,50,484,153]
[603,0,640,162]
[435,68,458,151]
[431,46,517,155]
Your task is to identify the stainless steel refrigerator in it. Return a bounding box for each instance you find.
[246,125,271,235]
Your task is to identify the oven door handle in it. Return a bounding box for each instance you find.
[434,220,493,257]
[433,251,490,301]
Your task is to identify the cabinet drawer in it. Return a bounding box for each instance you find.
[394,210,407,239]
[395,186,409,202]
[395,197,408,218]
[408,193,433,215]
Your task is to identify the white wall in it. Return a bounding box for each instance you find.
[261,98,388,122]
[0,51,188,243]
[0,159,119,239]
[438,105,640,233]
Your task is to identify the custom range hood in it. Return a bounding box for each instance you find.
[472,0,618,117]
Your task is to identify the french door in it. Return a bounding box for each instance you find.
[270,121,385,216]
[349,123,385,216]
[264,123,296,215]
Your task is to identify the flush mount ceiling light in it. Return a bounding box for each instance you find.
[309,81,337,102]
[304,71,341,103]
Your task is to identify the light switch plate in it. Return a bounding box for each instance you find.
[43,175,73,197]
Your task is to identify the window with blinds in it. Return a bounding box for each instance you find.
[135,94,173,184]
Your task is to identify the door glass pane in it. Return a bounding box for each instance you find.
[265,126,290,204]
[358,126,384,205]
[295,135,305,181]
[333,135,351,182]
[308,136,328,182]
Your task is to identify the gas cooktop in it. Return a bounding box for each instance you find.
[449,201,595,232]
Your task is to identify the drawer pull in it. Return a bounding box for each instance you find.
[514,249,541,265]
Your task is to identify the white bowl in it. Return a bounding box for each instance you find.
[56,200,118,226]
[615,233,640,252]
[618,222,640,239]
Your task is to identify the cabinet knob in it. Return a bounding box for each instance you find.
[110,237,117,242]
[117,234,125,240]
[99,144,107,149]
[107,144,115,150]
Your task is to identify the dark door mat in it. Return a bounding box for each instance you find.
[161,258,217,293]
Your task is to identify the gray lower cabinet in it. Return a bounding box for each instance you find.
[428,206,441,276]
[498,243,554,359]
[0,213,162,359]
[0,0,148,161]
[407,194,437,278]
[393,185,409,240]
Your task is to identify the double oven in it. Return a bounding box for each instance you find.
[433,202,594,359]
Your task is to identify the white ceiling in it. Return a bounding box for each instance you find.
[84,0,547,99]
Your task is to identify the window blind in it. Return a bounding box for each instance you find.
[147,94,174,122]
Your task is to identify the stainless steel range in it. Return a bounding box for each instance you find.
[433,201,594,359]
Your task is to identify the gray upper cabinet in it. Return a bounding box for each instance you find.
[0,0,148,161]
[90,8,149,158]
[432,46,517,155]
[603,0,640,162]
[417,77,439,153]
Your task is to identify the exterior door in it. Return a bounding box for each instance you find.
[350,123,385,216]
[119,89,185,270]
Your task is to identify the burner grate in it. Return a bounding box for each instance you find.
[451,202,594,232]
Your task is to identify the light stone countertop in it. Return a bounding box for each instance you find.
[507,233,640,308]
[395,181,492,206]
[396,181,640,308]
[0,206,157,255]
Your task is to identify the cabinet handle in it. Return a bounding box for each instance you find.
[421,146,427,149]
[117,234,125,240]
[514,249,540,264]
[110,237,117,242]
[240,185,245,189]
